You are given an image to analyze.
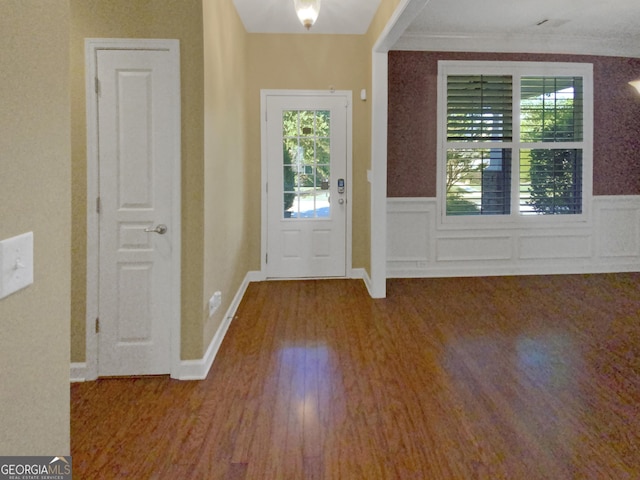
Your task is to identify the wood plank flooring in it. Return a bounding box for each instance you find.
[71,274,640,479]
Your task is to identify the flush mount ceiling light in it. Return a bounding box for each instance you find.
[294,0,321,30]
[629,80,640,95]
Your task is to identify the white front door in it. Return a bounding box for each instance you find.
[93,44,180,376]
[264,92,351,278]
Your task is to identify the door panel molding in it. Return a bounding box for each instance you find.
[84,38,181,379]
[260,90,353,279]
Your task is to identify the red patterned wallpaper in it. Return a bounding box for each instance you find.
[388,51,640,197]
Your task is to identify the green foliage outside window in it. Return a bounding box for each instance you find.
[520,77,583,214]
[283,145,296,214]
[282,110,331,188]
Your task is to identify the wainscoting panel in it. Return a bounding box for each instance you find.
[387,200,431,263]
[436,235,512,262]
[518,233,592,260]
[595,198,640,259]
[388,196,640,278]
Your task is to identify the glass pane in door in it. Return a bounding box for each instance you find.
[282,110,331,219]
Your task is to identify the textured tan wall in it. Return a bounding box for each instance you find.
[201,0,252,351]
[367,0,402,46]
[68,0,405,364]
[69,0,205,361]
[0,1,70,454]
[246,34,373,271]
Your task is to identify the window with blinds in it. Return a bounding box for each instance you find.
[520,76,584,214]
[520,76,583,143]
[439,62,591,220]
[447,75,513,142]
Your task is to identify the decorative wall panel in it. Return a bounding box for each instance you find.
[388,196,640,278]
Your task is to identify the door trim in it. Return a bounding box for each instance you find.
[84,38,181,379]
[260,89,353,278]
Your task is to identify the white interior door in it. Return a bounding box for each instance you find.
[264,92,351,278]
[95,46,180,376]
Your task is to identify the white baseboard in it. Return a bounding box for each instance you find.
[71,271,258,383]
[388,261,640,279]
[70,362,87,383]
[71,269,370,382]
[175,271,258,380]
[178,269,371,379]
[351,267,373,296]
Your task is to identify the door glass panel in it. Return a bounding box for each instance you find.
[282,110,331,219]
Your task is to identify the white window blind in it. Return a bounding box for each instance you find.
[439,62,592,221]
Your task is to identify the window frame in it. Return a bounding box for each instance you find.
[437,61,593,228]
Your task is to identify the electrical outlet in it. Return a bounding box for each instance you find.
[0,232,34,300]
[208,291,222,317]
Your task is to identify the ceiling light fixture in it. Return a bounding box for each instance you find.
[294,0,321,30]
[629,80,640,95]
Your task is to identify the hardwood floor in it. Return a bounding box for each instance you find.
[71,274,640,479]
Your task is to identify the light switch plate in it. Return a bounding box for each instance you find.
[0,232,34,300]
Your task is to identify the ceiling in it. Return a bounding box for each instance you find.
[397,0,640,56]
[233,0,640,56]
[232,0,381,35]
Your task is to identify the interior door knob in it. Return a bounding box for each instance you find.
[144,224,168,235]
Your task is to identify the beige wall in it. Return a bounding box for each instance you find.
[0,1,70,454]
[201,0,252,350]
[69,0,205,360]
[241,0,403,282]
[241,0,403,276]
[246,34,373,272]
[367,0,402,46]
[69,0,403,364]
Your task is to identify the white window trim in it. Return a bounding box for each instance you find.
[436,61,594,230]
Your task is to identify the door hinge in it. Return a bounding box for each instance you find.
[96,197,101,214]
[265,253,268,264]
[95,77,100,96]
[95,317,100,333]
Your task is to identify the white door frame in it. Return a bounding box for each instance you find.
[84,38,181,380]
[260,89,353,278]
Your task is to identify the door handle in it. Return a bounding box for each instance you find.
[144,224,168,235]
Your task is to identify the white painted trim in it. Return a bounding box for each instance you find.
[260,89,353,280]
[370,52,388,298]
[84,39,99,382]
[393,32,640,59]
[436,60,594,228]
[70,363,87,383]
[389,260,640,279]
[246,270,267,283]
[372,0,429,54]
[350,267,374,296]
[387,196,640,278]
[84,38,181,380]
[73,271,260,382]
[176,271,256,380]
[369,0,429,299]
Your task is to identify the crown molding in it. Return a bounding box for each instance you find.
[392,32,640,58]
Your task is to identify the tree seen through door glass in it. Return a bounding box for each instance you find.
[282,110,331,218]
